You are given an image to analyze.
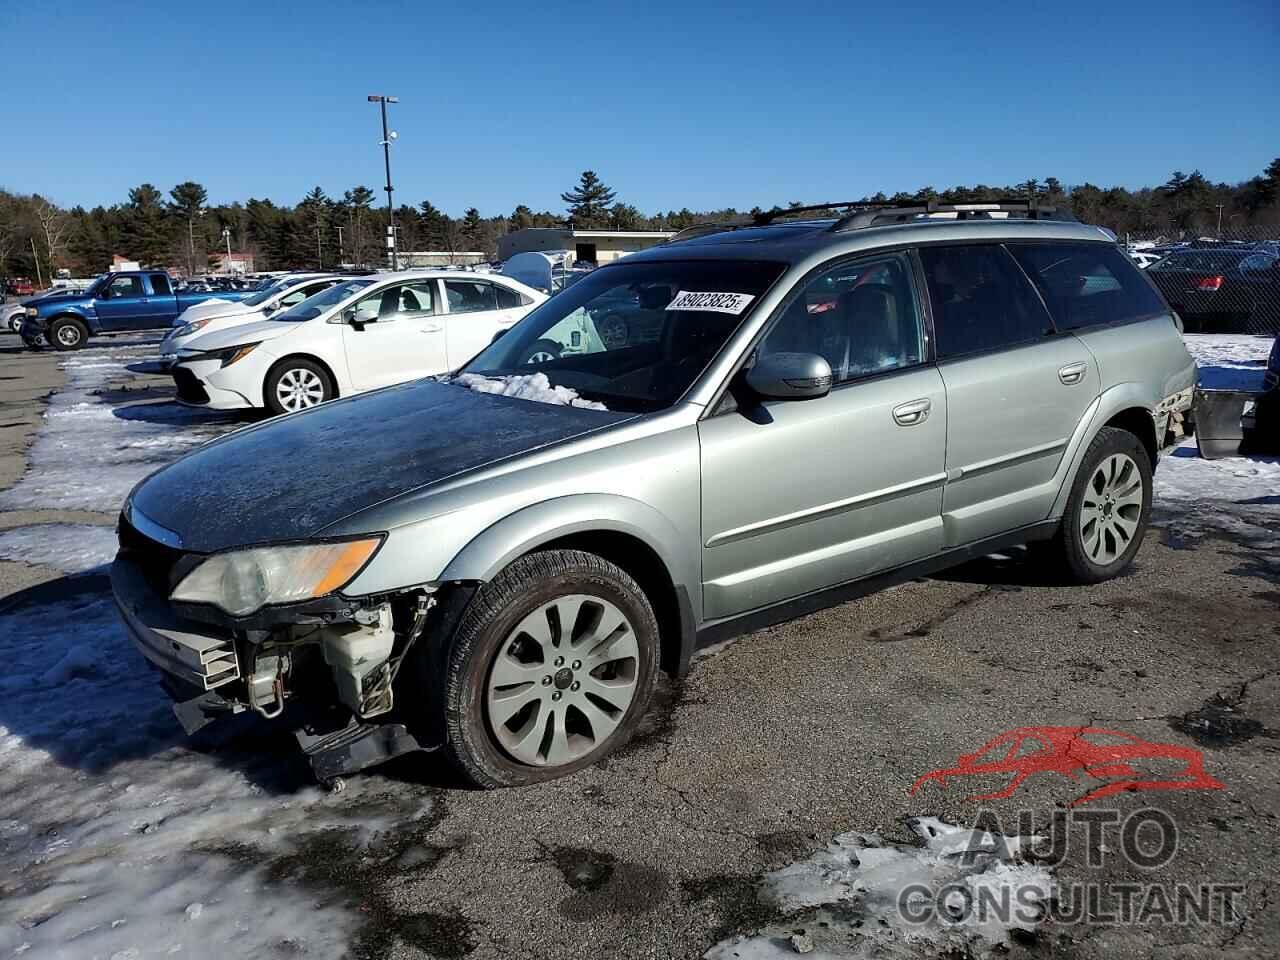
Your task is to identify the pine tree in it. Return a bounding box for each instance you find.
[560,171,617,228]
[460,208,484,250]
[125,184,171,266]
[169,181,208,275]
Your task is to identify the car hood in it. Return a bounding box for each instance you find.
[128,379,634,553]
[178,317,298,353]
[174,297,242,325]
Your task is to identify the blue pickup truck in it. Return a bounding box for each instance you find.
[20,271,253,350]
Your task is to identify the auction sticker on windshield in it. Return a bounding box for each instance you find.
[666,290,755,314]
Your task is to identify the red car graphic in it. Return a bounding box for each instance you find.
[911,726,1225,807]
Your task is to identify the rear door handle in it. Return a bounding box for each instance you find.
[1058,361,1088,385]
[892,398,932,426]
[421,324,442,333]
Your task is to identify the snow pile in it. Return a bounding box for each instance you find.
[0,584,434,960]
[706,817,1052,959]
[0,345,241,515]
[452,372,608,410]
[0,522,119,572]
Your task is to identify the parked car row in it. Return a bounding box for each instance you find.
[110,202,1204,790]
[167,270,545,414]
[1147,248,1280,334]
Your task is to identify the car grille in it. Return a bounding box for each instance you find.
[173,367,210,404]
[118,513,197,594]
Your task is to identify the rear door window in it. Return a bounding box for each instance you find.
[918,244,1053,359]
[1008,242,1168,330]
[149,273,172,295]
[445,280,499,314]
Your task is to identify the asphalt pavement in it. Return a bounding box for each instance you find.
[0,336,1276,960]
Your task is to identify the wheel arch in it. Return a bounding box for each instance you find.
[47,313,92,345]
[437,495,699,676]
[265,352,342,400]
[1050,383,1160,518]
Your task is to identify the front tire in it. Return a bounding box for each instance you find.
[1054,427,1152,583]
[49,317,88,351]
[438,550,660,787]
[264,358,334,415]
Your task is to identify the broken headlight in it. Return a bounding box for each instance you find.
[171,538,382,616]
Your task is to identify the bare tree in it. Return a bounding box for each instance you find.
[33,197,71,279]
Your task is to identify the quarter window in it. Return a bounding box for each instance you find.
[149,274,172,295]
[760,252,925,383]
[495,283,528,309]
[918,244,1053,359]
[445,280,499,314]
[1007,242,1168,330]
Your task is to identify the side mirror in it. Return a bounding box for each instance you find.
[745,352,833,401]
[489,328,507,344]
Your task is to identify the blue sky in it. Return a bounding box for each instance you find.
[3,0,1277,216]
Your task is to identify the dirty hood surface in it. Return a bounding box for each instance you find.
[130,379,633,553]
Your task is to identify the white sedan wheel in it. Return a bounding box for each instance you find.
[275,367,327,412]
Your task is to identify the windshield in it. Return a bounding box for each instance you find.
[241,278,292,307]
[459,259,785,412]
[271,277,376,322]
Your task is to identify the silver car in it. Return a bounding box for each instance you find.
[112,202,1196,787]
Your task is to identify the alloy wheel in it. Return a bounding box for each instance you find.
[55,325,81,347]
[275,368,325,411]
[1079,452,1144,565]
[485,594,639,767]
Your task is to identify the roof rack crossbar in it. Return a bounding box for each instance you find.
[664,218,755,245]
[830,199,1075,232]
[753,201,891,225]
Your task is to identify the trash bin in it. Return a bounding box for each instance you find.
[1194,387,1257,459]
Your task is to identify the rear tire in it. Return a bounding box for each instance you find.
[436,549,660,788]
[49,317,88,351]
[264,358,334,415]
[1052,427,1152,583]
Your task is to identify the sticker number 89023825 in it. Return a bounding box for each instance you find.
[665,291,756,315]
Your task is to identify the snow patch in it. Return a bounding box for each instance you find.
[451,372,608,410]
[1184,333,1271,391]
[0,584,435,960]
[706,817,1052,959]
[1154,335,1280,545]
[0,343,241,515]
[0,523,119,572]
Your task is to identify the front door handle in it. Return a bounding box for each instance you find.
[892,398,932,426]
[421,324,442,333]
[1058,361,1088,385]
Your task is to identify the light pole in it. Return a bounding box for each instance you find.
[220,227,232,274]
[368,94,399,269]
[188,208,206,277]
[1215,203,1224,238]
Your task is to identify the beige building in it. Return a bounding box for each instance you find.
[496,228,675,266]
[399,251,488,268]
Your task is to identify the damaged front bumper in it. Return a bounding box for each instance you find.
[111,547,444,782]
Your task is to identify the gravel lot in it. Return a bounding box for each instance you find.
[0,333,1276,960]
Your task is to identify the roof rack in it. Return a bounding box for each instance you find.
[830,200,1075,232]
[663,198,1076,245]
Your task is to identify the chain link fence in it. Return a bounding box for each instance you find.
[1123,224,1280,335]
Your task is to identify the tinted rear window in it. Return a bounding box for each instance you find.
[918,244,1053,359]
[1008,242,1168,330]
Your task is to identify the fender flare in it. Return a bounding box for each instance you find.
[1049,382,1160,518]
[439,493,699,671]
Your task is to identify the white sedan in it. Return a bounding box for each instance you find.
[171,271,546,415]
[159,274,341,365]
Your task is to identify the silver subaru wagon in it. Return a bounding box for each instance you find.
[112,201,1197,787]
